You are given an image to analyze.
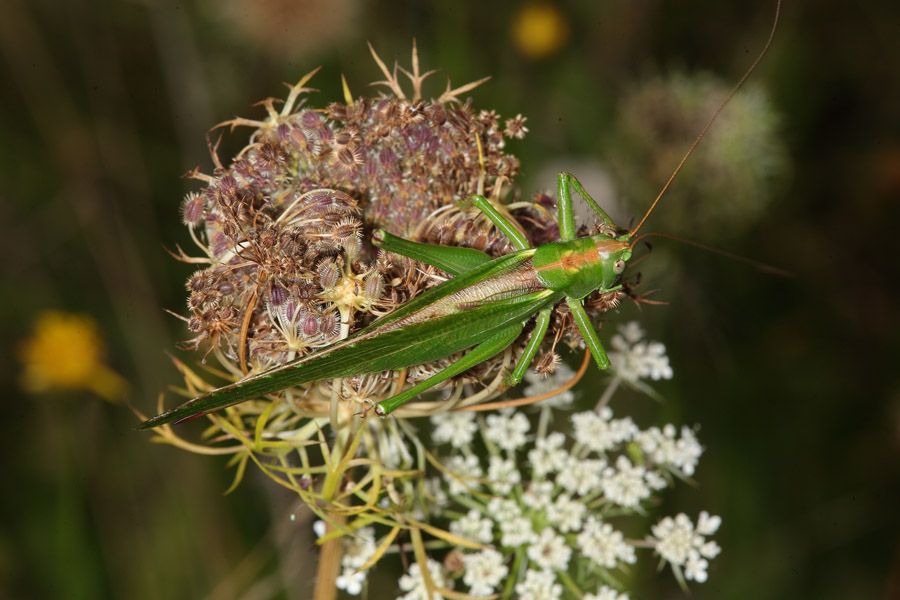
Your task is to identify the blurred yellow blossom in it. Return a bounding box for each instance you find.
[511,1,569,59]
[17,311,127,402]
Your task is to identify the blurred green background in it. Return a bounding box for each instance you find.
[2,0,898,598]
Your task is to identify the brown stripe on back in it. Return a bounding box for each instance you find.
[534,247,600,273]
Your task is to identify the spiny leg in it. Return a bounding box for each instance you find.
[375,323,523,416]
[565,297,611,370]
[469,131,530,251]
[507,306,553,386]
[559,172,616,230]
[464,195,531,251]
[372,229,491,276]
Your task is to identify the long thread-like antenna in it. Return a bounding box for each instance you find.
[629,0,781,237]
[630,232,794,277]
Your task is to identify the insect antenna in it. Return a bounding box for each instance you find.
[624,243,654,270]
[629,232,793,277]
[629,0,782,237]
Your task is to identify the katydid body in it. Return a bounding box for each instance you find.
[137,173,632,430]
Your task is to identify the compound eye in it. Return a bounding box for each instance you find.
[613,259,626,274]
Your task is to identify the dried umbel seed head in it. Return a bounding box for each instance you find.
[168,45,606,440]
[317,259,341,289]
[269,283,288,306]
[181,192,205,226]
[534,351,563,378]
[362,273,385,306]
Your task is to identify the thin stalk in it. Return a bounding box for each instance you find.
[312,514,346,600]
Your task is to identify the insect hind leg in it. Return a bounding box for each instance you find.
[461,194,531,251]
[375,323,523,416]
[372,229,492,276]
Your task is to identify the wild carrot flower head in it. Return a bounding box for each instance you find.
[144,47,632,581]
[144,46,721,598]
[170,46,536,426]
[405,358,720,598]
[156,45,625,444]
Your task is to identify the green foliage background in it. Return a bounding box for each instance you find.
[1,0,898,598]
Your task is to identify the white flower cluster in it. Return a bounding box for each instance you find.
[418,377,714,598]
[522,361,577,407]
[462,549,509,596]
[396,558,452,600]
[431,410,478,448]
[634,423,703,476]
[649,511,723,583]
[382,325,717,598]
[608,321,674,382]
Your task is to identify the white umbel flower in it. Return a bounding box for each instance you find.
[514,569,563,600]
[336,567,366,595]
[648,512,722,583]
[487,455,521,494]
[584,586,630,600]
[499,515,537,548]
[462,549,509,596]
[484,409,531,452]
[697,511,723,537]
[527,527,572,571]
[652,513,698,565]
[577,516,637,568]
[450,509,494,544]
[341,526,376,570]
[431,411,478,448]
[546,493,586,533]
[618,321,645,344]
[443,454,483,495]
[523,361,576,407]
[685,550,710,583]
[571,408,638,455]
[600,456,653,508]
[635,424,703,476]
[397,558,452,600]
[608,322,674,382]
[556,455,604,496]
[486,497,522,521]
[527,431,568,476]
[522,480,555,510]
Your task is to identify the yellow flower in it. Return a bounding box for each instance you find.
[17,311,127,402]
[511,2,569,59]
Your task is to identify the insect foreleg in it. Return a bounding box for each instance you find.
[375,322,524,416]
[507,306,553,385]
[566,297,611,370]
[372,229,492,276]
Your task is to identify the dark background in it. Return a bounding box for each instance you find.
[2,0,898,598]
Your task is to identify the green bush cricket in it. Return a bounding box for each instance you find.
[138,3,780,431]
[138,174,630,429]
